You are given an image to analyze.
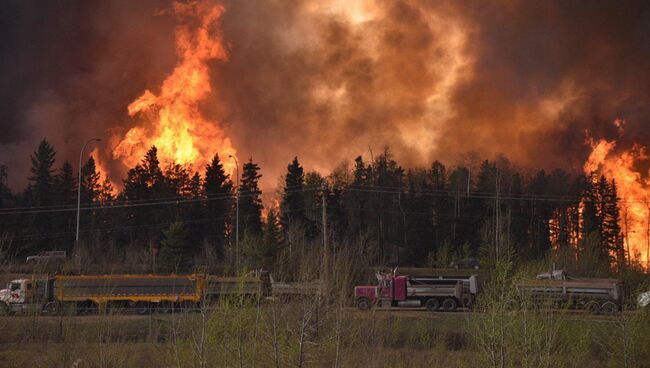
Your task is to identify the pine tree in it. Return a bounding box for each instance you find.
[602,179,625,267]
[56,161,77,205]
[239,159,263,237]
[54,161,77,250]
[281,157,306,230]
[0,165,11,208]
[258,208,282,269]
[203,154,233,252]
[28,139,56,206]
[24,139,57,253]
[158,221,192,273]
[121,146,167,244]
[81,157,101,204]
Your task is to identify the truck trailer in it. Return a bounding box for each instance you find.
[516,270,623,314]
[0,274,205,315]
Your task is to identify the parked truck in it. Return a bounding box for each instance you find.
[0,271,283,315]
[516,270,624,314]
[355,271,479,311]
[0,274,205,315]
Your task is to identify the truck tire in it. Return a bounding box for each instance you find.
[44,302,60,316]
[156,302,172,314]
[135,302,150,315]
[425,298,440,311]
[0,302,9,316]
[356,297,371,311]
[461,295,473,309]
[584,300,600,315]
[442,298,458,312]
[601,301,618,315]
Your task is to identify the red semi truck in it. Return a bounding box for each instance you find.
[355,271,479,311]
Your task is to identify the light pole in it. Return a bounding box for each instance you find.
[229,155,239,266]
[76,138,101,243]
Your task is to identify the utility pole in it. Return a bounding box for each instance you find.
[76,138,101,243]
[229,155,240,268]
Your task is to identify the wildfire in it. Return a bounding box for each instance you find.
[584,120,650,266]
[112,0,237,177]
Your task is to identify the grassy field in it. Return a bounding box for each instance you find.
[0,305,645,368]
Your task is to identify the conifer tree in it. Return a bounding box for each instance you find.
[203,154,233,251]
[24,139,57,252]
[158,221,192,272]
[259,208,282,269]
[54,161,77,249]
[281,157,306,229]
[28,139,56,206]
[0,165,9,209]
[239,159,263,237]
[80,157,101,204]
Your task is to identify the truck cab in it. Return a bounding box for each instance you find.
[0,277,54,314]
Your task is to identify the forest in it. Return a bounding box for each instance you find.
[0,138,633,276]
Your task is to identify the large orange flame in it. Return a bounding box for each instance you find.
[584,120,650,266]
[112,0,236,177]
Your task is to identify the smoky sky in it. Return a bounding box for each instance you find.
[1,0,649,189]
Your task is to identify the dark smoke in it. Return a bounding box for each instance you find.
[1,0,649,189]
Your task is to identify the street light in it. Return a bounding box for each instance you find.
[76,138,101,243]
[229,155,240,266]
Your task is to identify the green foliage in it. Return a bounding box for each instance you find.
[158,221,192,273]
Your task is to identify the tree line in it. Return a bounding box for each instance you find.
[0,139,629,274]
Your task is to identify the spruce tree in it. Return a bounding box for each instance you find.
[25,139,57,253]
[203,154,233,252]
[81,157,101,204]
[158,221,192,273]
[28,139,56,206]
[54,161,77,250]
[602,179,625,267]
[281,157,306,230]
[239,159,263,237]
[259,208,282,269]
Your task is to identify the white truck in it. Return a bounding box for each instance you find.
[0,276,55,314]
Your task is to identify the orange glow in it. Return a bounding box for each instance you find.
[112,1,237,177]
[584,122,650,266]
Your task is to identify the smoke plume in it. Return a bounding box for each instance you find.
[1,0,649,189]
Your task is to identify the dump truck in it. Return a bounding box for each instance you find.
[354,271,479,311]
[516,270,623,314]
[0,274,205,315]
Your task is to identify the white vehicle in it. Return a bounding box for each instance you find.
[637,291,650,308]
[0,277,55,315]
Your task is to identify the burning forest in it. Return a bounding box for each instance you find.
[2,1,650,367]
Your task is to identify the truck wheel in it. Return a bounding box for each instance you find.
[584,300,600,315]
[135,302,150,315]
[0,302,9,316]
[442,298,458,312]
[601,301,618,315]
[461,295,473,309]
[44,302,59,316]
[425,298,440,311]
[356,297,371,311]
[156,302,172,314]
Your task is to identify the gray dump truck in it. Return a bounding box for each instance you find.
[516,270,623,314]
